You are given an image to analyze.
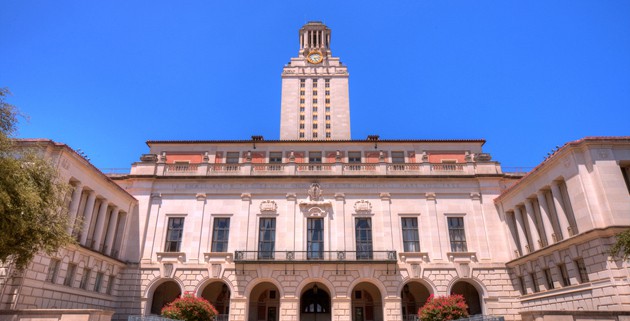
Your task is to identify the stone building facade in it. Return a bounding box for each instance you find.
[1,22,630,321]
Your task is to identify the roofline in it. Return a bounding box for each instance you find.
[495,136,630,203]
[146,138,487,147]
[14,139,138,201]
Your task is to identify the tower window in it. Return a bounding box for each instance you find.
[313,98,318,103]
[325,79,330,87]
[326,133,331,138]
[313,124,318,129]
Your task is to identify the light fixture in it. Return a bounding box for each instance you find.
[313,284,318,294]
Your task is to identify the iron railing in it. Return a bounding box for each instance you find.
[234,250,397,263]
[128,316,178,321]
[458,316,505,321]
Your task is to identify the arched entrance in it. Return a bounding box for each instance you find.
[451,281,482,316]
[401,282,431,320]
[201,281,230,317]
[351,282,383,321]
[150,281,181,315]
[249,282,280,321]
[300,282,331,321]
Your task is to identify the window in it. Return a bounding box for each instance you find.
[269,152,283,163]
[325,98,330,103]
[326,133,331,138]
[94,272,104,292]
[164,217,184,252]
[300,90,305,96]
[355,218,373,259]
[575,258,589,283]
[307,218,324,259]
[326,107,330,112]
[300,123,305,129]
[309,152,322,163]
[300,107,305,112]
[312,79,318,85]
[543,268,554,290]
[46,259,60,283]
[300,98,305,104]
[325,115,330,120]
[530,272,539,292]
[325,79,330,88]
[80,268,91,290]
[392,151,405,164]
[258,218,276,259]
[558,264,570,286]
[211,218,230,252]
[313,107,317,112]
[313,132,318,138]
[313,124,318,129]
[326,124,331,129]
[64,263,77,286]
[300,115,305,120]
[300,133,305,138]
[300,79,305,88]
[313,98,318,104]
[348,152,362,163]
[447,217,467,252]
[401,218,420,252]
[226,152,239,164]
[518,275,527,295]
[106,275,115,295]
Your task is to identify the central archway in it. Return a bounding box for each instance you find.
[300,282,331,321]
[249,282,280,321]
[401,282,431,320]
[201,281,230,317]
[351,282,383,321]
[150,280,181,315]
[451,281,482,316]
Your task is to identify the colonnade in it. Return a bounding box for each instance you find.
[66,180,128,258]
[506,180,576,256]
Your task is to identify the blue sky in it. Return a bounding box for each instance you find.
[1,1,629,170]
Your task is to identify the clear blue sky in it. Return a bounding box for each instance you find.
[2,1,629,170]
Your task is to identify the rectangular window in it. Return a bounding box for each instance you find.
[226,152,239,164]
[64,263,76,286]
[325,98,330,104]
[543,268,554,290]
[355,218,373,259]
[300,79,305,87]
[530,272,539,292]
[46,259,60,283]
[325,79,330,88]
[269,152,283,164]
[300,98,305,104]
[300,115,305,120]
[326,133,331,138]
[258,218,276,259]
[106,275,115,295]
[307,218,324,259]
[211,218,230,252]
[518,275,527,295]
[401,218,420,252]
[313,124,318,129]
[300,107,305,112]
[326,124,331,129]
[312,107,317,112]
[299,133,305,138]
[299,123,305,129]
[80,268,91,290]
[164,217,184,252]
[575,258,589,283]
[300,90,305,96]
[392,151,405,164]
[447,217,467,252]
[325,115,331,120]
[313,132,318,138]
[558,264,570,286]
[325,107,330,112]
[348,152,362,163]
[313,98,318,104]
[309,152,322,163]
[94,272,104,292]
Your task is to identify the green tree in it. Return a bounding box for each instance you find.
[0,88,75,270]
[609,229,630,261]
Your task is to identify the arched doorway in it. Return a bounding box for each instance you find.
[401,282,431,320]
[451,281,482,316]
[248,282,280,321]
[150,281,181,315]
[201,281,230,317]
[351,282,383,321]
[300,283,331,321]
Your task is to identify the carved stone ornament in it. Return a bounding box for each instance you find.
[308,183,323,201]
[140,154,158,162]
[474,153,492,162]
[260,200,278,213]
[354,200,372,213]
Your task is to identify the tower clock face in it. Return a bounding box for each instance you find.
[307,50,323,64]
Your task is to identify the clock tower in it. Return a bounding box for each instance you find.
[280,22,351,140]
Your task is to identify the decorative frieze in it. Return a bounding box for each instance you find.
[260,200,278,213]
[354,200,372,213]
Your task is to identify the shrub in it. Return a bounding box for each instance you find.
[161,293,218,321]
[418,294,469,321]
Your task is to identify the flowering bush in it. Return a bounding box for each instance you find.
[161,293,218,321]
[418,294,469,321]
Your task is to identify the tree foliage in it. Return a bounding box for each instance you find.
[418,294,469,321]
[161,293,218,321]
[0,87,74,270]
[609,229,630,261]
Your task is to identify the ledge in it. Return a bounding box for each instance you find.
[156,252,186,263]
[446,252,477,262]
[399,252,429,263]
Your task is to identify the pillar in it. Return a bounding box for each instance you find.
[92,201,110,251]
[514,207,530,254]
[551,181,572,240]
[537,191,556,245]
[104,207,120,256]
[66,182,84,234]
[524,199,542,251]
[80,191,97,245]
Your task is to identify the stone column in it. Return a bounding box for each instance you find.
[279,297,299,321]
[384,297,403,321]
[242,193,255,251]
[537,191,556,245]
[287,193,298,252]
[551,181,572,239]
[104,207,120,256]
[426,193,444,259]
[194,193,208,262]
[380,193,394,250]
[92,201,110,251]
[524,199,542,251]
[80,191,97,245]
[332,297,352,321]
[142,193,162,262]
[333,193,345,251]
[229,297,247,321]
[66,182,84,233]
[514,207,530,254]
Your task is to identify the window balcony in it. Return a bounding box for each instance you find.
[233,250,397,263]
